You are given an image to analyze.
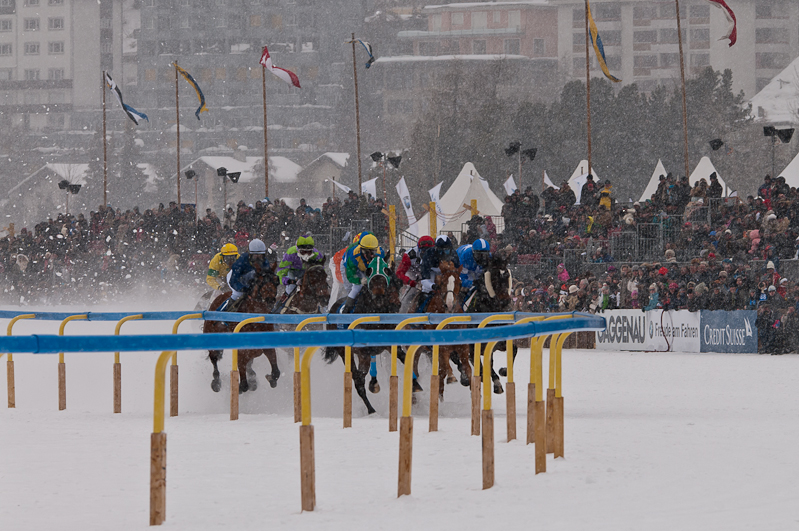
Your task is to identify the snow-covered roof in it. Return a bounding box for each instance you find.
[269,156,302,183]
[181,156,262,184]
[748,57,799,126]
[5,163,89,198]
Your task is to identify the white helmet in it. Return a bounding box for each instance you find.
[248,238,267,254]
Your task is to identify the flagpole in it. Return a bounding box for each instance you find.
[584,0,593,174]
[102,70,108,208]
[351,33,363,193]
[174,62,181,206]
[518,150,522,192]
[268,66,269,197]
[382,159,387,206]
[675,0,690,178]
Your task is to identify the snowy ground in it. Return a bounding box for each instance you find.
[2,299,799,530]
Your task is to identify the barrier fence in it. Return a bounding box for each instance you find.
[0,310,605,525]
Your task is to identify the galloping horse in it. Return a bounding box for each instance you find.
[324,257,404,415]
[277,258,330,315]
[204,263,280,394]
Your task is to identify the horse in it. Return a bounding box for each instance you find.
[204,263,280,394]
[324,256,406,415]
[277,258,331,315]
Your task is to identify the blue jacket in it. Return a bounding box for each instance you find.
[421,245,460,279]
[643,292,660,312]
[457,244,485,289]
[229,253,272,292]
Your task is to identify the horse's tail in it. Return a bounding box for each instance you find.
[322,346,343,364]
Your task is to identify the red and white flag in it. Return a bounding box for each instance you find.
[259,46,301,88]
[706,0,737,47]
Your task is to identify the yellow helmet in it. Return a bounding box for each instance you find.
[359,234,379,250]
[221,243,238,256]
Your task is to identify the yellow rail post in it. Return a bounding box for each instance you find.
[472,314,514,436]
[398,344,422,497]
[170,313,202,417]
[6,313,34,408]
[388,205,397,262]
[481,339,499,489]
[294,316,327,423]
[229,316,266,421]
[57,314,87,411]
[430,315,471,432]
[390,315,427,432]
[429,201,437,238]
[470,199,478,217]
[545,333,560,455]
[343,315,380,428]
[150,350,176,525]
[506,316,545,442]
[553,331,572,459]
[113,314,143,414]
[299,345,321,511]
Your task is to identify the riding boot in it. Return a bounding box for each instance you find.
[341,296,356,314]
[216,297,232,312]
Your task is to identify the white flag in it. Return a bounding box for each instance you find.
[428,182,443,205]
[332,180,352,194]
[396,177,417,227]
[362,176,378,198]
[730,190,738,197]
[543,171,559,190]
[503,175,517,196]
[571,173,589,205]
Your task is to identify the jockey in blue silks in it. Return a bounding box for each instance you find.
[216,238,272,312]
[456,238,491,306]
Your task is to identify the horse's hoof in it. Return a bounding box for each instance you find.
[239,380,249,394]
[412,379,424,393]
[265,374,279,388]
[493,383,504,395]
[498,367,507,377]
[367,407,377,415]
[211,379,221,393]
[412,394,418,405]
[369,379,380,394]
[248,377,258,391]
[446,375,458,385]
[460,374,470,387]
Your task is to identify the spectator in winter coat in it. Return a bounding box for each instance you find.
[643,284,660,311]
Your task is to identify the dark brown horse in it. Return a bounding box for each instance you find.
[277,261,330,315]
[204,263,280,394]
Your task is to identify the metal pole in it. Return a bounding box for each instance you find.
[102,70,108,208]
[676,0,690,178]
[175,62,181,206]
[268,61,269,197]
[584,0,592,173]
[518,150,522,192]
[351,33,363,193]
[772,136,776,177]
[382,159,387,206]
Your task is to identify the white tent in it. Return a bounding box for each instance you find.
[778,151,799,188]
[567,160,599,204]
[639,160,668,202]
[440,171,502,233]
[689,156,728,195]
[748,55,799,127]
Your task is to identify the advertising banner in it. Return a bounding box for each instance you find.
[595,310,647,351]
[699,310,757,353]
[596,310,700,352]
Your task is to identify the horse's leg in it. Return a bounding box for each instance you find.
[497,341,518,377]
[445,350,458,384]
[264,348,280,388]
[245,358,257,391]
[488,343,505,395]
[209,350,223,392]
[353,352,376,415]
[451,345,472,387]
[438,350,449,401]
[412,349,423,392]
[238,350,252,394]
[368,355,380,394]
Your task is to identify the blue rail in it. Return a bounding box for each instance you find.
[0,314,605,354]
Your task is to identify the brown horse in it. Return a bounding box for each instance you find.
[277,261,330,315]
[204,263,280,394]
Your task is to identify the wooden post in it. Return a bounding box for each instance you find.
[546,388,555,454]
[149,432,167,526]
[230,370,239,421]
[262,62,269,199]
[526,382,535,445]
[554,396,564,458]
[102,70,108,207]
[675,0,690,178]
[584,0,592,172]
[397,415,413,497]
[350,33,363,192]
[534,400,546,474]
[169,365,178,417]
[506,381,516,442]
[113,362,121,414]
[58,362,66,411]
[470,199,477,217]
[471,375,481,436]
[429,375,439,432]
[482,409,494,489]
[343,372,352,428]
[7,359,15,408]
[293,371,301,423]
[299,424,316,511]
[174,62,181,205]
[389,375,398,432]
[429,201,437,238]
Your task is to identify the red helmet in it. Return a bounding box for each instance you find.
[418,236,435,248]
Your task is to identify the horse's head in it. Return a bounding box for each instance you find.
[365,257,401,311]
[298,264,330,308]
[253,262,279,303]
[483,256,513,311]
[436,259,462,312]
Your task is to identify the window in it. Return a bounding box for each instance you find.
[48,17,64,30]
[573,32,585,46]
[472,39,486,54]
[24,0,39,5]
[143,17,154,30]
[430,14,441,30]
[533,38,545,55]
[215,67,225,80]
[451,12,463,25]
[48,90,65,103]
[690,54,709,67]
[0,43,11,55]
[0,19,11,31]
[49,0,64,4]
[24,42,39,54]
[47,113,65,128]
[24,18,40,31]
[574,57,593,70]
[660,4,685,18]
[756,28,789,44]
[634,31,657,44]
[633,5,656,19]
[24,69,40,80]
[493,11,501,24]
[144,68,157,81]
[418,41,438,55]
[48,67,64,79]
[634,55,657,68]
[215,16,226,28]
[504,38,520,55]
[0,68,12,80]
[48,41,63,54]
[755,5,772,19]
[142,0,154,6]
[690,28,709,42]
[605,55,621,70]
[689,5,709,18]
[508,10,520,27]
[472,12,486,29]
[602,30,621,46]
[756,52,790,70]
[180,0,190,5]
[179,15,190,28]
[660,53,679,67]
[249,15,261,27]
[594,3,621,21]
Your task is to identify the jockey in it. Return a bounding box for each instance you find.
[457,238,491,293]
[329,231,371,310]
[206,243,239,293]
[277,234,324,296]
[341,233,384,313]
[417,235,460,311]
[216,238,272,312]
[396,235,434,313]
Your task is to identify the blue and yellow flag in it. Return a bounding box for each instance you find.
[174,64,208,119]
[586,0,621,83]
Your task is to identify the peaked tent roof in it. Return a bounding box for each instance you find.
[639,160,668,202]
[567,160,599,204]
[748,55,799,126]
[778,150,799,188]
[688,156,728,195]
[441,171,503,233]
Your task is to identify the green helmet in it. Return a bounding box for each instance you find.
[297,235,315,248]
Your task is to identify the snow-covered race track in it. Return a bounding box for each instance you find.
[2,300,798,530]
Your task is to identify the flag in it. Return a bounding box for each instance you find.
[396,177,416,226]
[345,38,376,69]
[729,190,738,198]
[586,0,621,83]
[174,64,208,120]
[571,173,589,205]
[104,72,148,125]
[259,45,301,88]
[504,175,517,196]
[428,182,443,205]
[332,180,352,194]
[362,177,378,198]
[706,0,737,46]
[543,171,559,190]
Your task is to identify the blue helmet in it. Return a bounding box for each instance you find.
[472,239,490,252]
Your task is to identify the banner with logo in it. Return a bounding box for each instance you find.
[595,310,647,351]
[699,310,757,353]
[596,310,700,352]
